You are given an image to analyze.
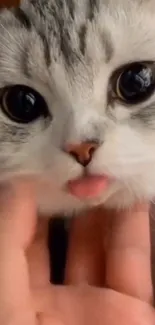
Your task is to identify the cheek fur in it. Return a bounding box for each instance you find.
[89,124,155,178]
[86,124,155,208]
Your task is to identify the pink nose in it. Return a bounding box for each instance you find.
[65,142,99,167]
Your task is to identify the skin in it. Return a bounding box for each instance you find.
[0,179,154,325]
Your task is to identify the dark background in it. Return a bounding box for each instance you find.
[0,0,19,8]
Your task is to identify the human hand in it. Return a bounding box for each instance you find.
[0,179,154,325]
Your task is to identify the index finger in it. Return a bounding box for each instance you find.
[0,179,36,324]
[0,178,36,248]
[105,203,153,303]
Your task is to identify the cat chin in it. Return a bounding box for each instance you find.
[0,171,152,217]
[37,184,152,218]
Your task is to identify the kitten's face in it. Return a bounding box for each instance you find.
[0,0,155,216]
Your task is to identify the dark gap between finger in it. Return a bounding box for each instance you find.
[48,217,70,285]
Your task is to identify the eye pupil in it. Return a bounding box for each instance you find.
[1,85,49,123]
[116,63,155,104]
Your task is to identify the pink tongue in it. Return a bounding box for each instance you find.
[67,175,109,199]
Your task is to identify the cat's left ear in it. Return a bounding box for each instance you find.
[20,0,30,9]
[20,0,38,10]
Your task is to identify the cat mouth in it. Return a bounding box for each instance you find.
[66,174,112,199]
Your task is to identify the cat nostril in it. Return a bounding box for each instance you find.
[69,151,79,162]
[70,151,90,167]
[65,142,99,167]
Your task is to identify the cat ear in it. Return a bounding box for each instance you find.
[20,0,41,14]
[20,0,37,10]
[20,0,28,10]
[20,0,30,9]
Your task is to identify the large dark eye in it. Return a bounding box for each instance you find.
[0,85,49,123]
[114,63,155,104]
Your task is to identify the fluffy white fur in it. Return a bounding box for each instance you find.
[0,0,155,216]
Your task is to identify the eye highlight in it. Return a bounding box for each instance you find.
[113,63,155,104]
[0,85,49,123]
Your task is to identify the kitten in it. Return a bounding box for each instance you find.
[0,0,155,217]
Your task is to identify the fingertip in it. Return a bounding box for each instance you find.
[122,202,149,217]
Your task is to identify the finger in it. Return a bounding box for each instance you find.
[27,217,50,289]
[105,203,153,303]
[65,208,106,286]
[0,179,36,323]
[0,178,36,248]
[35,286,155,325]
